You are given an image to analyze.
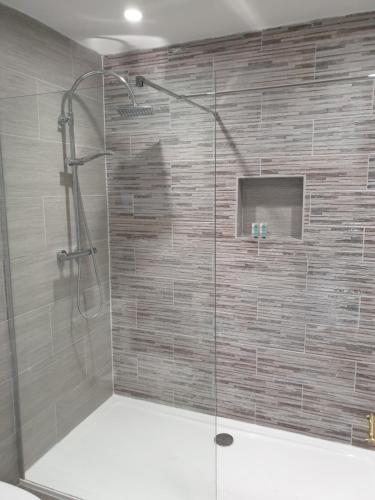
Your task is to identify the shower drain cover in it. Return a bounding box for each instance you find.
[215,433,234,447]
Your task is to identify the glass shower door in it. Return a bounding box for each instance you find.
[0,74,217,499]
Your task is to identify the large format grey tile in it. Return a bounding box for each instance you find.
[257,348,356,390]
[0,320,12,385]
[21,404,57,469]
[6,197,46,259]
[56,377,111,439]
[0,67,38,137]
[14,306,53,373]
[261,79,373,122]
[43,194,108,251]
[0,379,15,443]
[50,287,110,354]
[104,11,375,449]
[0,4,73,88]
[10,251,74,316]
[1,136,65,198]
[0,434,18,483]
[38,82,105,148]
[18,339,86,424]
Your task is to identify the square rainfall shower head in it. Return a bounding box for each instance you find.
[116,104,153,118]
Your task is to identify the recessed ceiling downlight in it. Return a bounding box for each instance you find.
[124,8,143,23]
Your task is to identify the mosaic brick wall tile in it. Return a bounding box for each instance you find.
[137,298,214,338]
[257,348,356,390]
[307,259,375,296]
[214,42,316,92]
[255,405,353,444]
[368,155,375,189]
[364,228,375,261]
[315,28,375,80]
[302,384,374,422]
[313,116,375,155]
[305,324,375,362]
[262,79,373,122]
[261,155,369,191]
[310,191,375,226]
[105,11,375,450]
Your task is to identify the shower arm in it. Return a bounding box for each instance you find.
[135,75,217,117]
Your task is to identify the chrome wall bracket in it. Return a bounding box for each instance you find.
[58,113,72,127]
[57,247,97,263]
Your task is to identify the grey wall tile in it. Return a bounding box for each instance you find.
[71,41,103,102]
[14,306,53,373]
[355,361,375,394]
[214,40,315,92]
[255,405,352,444]
[261,155,369,191]
[137,298,214,338]
[307,259,375,296]
[261,80,373,122]
[38,82,104,148]
[21,405,57,469]
[310,191,375,226]
[304,226,364,261]
[364,228,375,261]
[0,380,15,443]
[0,321,12,385]
[313,116,375,154]
[113,325,174,360]
[216,282,257,337]
[44,194,108,250]
[18,339,86,425]
[315,18,375,80]
[10,251,73,316]
[134,248,213,281]
[257,348,356,390]
[0,434,18,483]
[111,274,173,303]
[50,286,110,353]
[368,155,375,189]
[6,197,46,259]
[0,4,73,88]
[306,324,375,362]
[302,384,374,424]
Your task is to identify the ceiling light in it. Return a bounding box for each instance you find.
[124,8,143,23]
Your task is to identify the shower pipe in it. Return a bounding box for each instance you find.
[135,75,217,117]
[57,70,215,320]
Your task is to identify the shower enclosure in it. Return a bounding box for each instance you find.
[2,9,375,499]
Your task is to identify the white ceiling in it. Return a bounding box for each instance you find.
[3,0,375,55]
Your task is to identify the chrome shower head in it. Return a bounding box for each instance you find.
[116,104,153,119]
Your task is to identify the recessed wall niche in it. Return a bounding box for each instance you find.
[236,176,305,240]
